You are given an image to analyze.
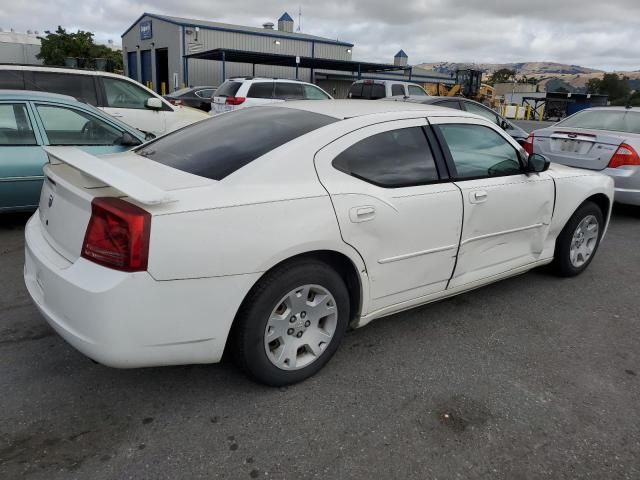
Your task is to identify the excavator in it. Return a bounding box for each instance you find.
[424,69,496,106]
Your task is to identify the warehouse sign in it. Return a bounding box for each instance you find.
[140,21,153,40]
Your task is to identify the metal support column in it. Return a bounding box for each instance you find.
[221,50,226,83]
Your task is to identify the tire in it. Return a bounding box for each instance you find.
[552,201,604,277]
[232,260,350,386]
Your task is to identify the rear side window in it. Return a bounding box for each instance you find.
[0,70,25,89]
[464,101,499,124]
[136,107,336,180]
[438,124,521,179]
[247,82,274,99]
[195,89,215,99]
[275,83,305,100]
[332,127,439,188]
[365,83,385,100]
[0,103,37,145]
[32,72,98,106]
[391,84,405,96]
[215,81,242,97]
[434,100,463,110]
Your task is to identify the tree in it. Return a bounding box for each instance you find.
[37,26,123,71]
[487,68,516,85]
[585,73,630,104]
[586,77,602,94]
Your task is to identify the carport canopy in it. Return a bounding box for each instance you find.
[184,48,410,80]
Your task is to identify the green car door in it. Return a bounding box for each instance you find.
[0,102,48,211]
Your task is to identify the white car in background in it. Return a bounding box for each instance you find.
[24,101,613,386]
[211,77,332,115]
[0,65,209,136]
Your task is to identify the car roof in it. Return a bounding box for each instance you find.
[274,99,478,120]
[228,77,315,85]
[574,106,637,112]
[0,89,78,103]
[352,79,423,86]
[0,64,137,81]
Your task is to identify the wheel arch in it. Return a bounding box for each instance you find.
[223,249,367,358]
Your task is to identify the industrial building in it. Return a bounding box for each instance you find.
[121,12,454,96]
[0,30,43,65]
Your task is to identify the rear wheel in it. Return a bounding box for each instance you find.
[552,201,604,277]
[232,260,349,386]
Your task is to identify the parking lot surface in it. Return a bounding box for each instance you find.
[1,206,639,480]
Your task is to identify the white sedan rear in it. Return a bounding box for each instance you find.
[24,101,614,385]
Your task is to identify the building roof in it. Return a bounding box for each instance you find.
[394,49,408,58]
[122,12,354,47]
[279,12,294,22]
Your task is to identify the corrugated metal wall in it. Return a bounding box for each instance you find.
[0,42,42,65]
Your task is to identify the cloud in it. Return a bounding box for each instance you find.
[2,0,639,71]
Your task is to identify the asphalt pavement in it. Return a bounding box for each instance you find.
[1,206,639,480]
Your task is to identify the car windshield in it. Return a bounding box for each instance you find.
[557,110,640,134]
[135,107,336,180]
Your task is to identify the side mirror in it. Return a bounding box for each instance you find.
[119,132,142,147]
[500,119,510,130]
[145,97,163,110]
[526,153,550,173]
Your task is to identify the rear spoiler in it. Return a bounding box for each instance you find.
[44,147,175,205]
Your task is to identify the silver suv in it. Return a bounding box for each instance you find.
[348,79,429,100]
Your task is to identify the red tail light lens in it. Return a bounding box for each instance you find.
[81,198,151,272]
[225,96,246,105]
[608,143,640,168]
[523,132,534,155]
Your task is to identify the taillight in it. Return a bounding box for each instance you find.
[523,132,534,155]
[81,197,151,272]
[225,96,246,105]
[608,143,640,168]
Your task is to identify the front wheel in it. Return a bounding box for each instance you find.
[232,260,350,386]
[552,201,604,277]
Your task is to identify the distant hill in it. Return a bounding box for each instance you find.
[417,61,604,77]
[416,61,640,93]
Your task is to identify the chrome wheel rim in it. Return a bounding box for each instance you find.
[264,284,338,371]
[570,215,599,268]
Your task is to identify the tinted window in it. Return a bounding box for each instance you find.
[37,104,127,146]
[408,85,427,96]
[348,83,363,98]
[103,77,152,109]
[0,104,37,145]
[247,82,274,99]
[333,127,439,188]
[391,84,405,96]
[557,110,640,134]
[303,85,331,100]
[348,82,385,99]
[438,124,521,179]
[136,107,336,180]
[0,70,25,89]
[434,100,463,110]
[464,101,499,124]
[215,81,242,97]
[275,82,305,100]
[32,72,98,105]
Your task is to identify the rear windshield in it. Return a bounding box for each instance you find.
[557,110,640,135]
[136,107,336,180]
[349,82,386,100]
[214,81,241,97]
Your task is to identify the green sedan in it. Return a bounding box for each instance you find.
[0,90,150,212]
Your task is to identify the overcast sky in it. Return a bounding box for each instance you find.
[2,0,639,71]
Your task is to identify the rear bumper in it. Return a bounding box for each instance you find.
[603,167,640,206]
[24,213,259,368]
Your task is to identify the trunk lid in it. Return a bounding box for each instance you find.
[533,127,623,170]
[38,147,214,262]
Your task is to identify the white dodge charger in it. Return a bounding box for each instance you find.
[24,101,614,385]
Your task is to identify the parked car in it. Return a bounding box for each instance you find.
[347,79,430,100]
[383,95,529,145]
[526,106,640,206]
[0,65,209,136]
[25,101,613,386]
[211,78,332,115]
[164,86,217,112]
[0,90,149,212]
